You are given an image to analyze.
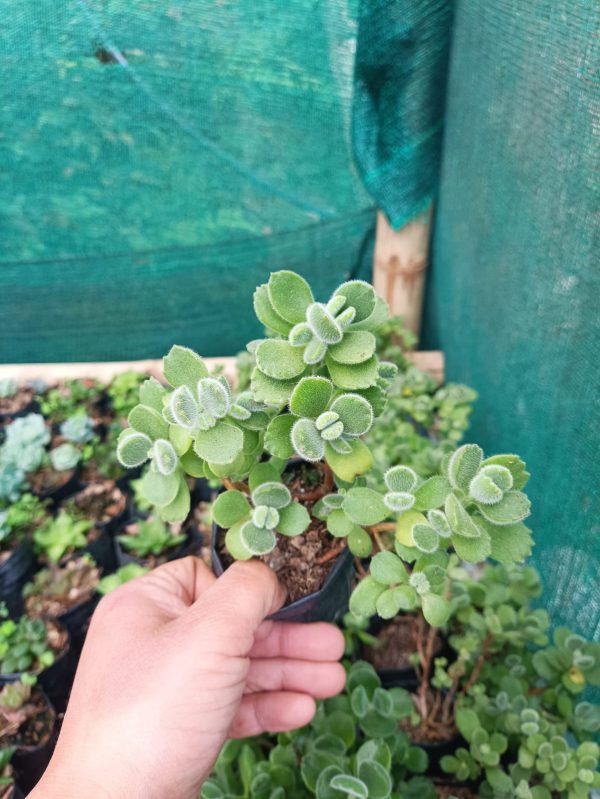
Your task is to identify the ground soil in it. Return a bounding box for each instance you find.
[435,782,478,799]
[0,388,34,416]
[27,467,73,495]
[70,480,126,524]
[219,462,342,605]
[24,557,100,618]
[363,616,443,671]
[0,688,55,749]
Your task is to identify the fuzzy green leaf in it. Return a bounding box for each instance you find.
[384,491,415,513]
[291,418,325,461]
[451,526,492,563]
[412,524,440,553]
[326,509,355,538]
[325,355,379,390]
[356,760,391,799]
[350,295,389,332]
[251,481,291,509]
[354,385,387,416]
[179,448,206,477]
[469,472,504,505]
[151,439,178,476]
[169,424,192,456]
[328,437,353,455]
[225,522,253,560]
[264,414,295,459]
[240,522,277,555]
[139,377,167,412]
[394,584,418,610]
[251,368,299,406]
[370,551,408,585]
[333,281,376,323]
[267,270,314,324]
[325,439,373,481]
[375,588,403,618]
[212,490,251,528]
[289,376,333,419]
[328,331,376,365]
[384,465,418,493]
[253,283,293,335]
[477,491,531,525]
[277,502,310,536]
[343,487,388,526]
[483,518,533,563]
[413,476,452,511]
[445,493,482,538]
[117,429,152,468]
[197,378,230,419]
[129,405,169,440]
[306,303,343,345]
[163,345,208,391]
[169,385,199,429]
[422,593,451,627]
[329,776,367,799]
[255,340,307,380]
[248,462,281,491]
[303,337,328,365]
[349,576,386,618]
[141,468,180,507]
[448,444,483,490]
[194,421,244,465]
[157,478,190,523]
[330,394,373,436]
[348,526,372,557]
[482,454,530,490]
[427,509,452,538]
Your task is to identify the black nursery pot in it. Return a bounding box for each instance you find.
[211,523,355,624]
[11,784,26,799]
[32,467,81,508]
[190,477,216,504]
[115,523,203,568]
[0,398,39,427]
[11,689,57,795]
[0,540,36,618]
[85,527,118,575]
[416,734,463,777]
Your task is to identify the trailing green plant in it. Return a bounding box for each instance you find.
[33,510,93,564]
[0,604,55,675]
[107,371,148,417]
[97,563,148,595]
[203,661,436,799]
[118,517,186,559]
[0,493,48,551]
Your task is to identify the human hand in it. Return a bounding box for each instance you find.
[30,557,346,799]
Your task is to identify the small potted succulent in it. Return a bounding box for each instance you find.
[0,380,37,425]
[106,371,148,418]
[116,271,400,621]
[116,515,202,569]
[37,378,106,428]
[33,509,116,575]
[0,677,56,794]
[0,494,48,617]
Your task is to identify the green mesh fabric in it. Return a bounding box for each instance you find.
[423,0,600,640]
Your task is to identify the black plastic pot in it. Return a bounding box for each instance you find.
[191,477,216,504]
[85,527,118,575]
[11,689,57,795]
[10,784,26,799]
[73,482,130,538]
[31,467,81,508]
[0,540,36,618]
[116,524,203,569]
[414,734,463,777]
[212,523,354,623]
[0,399,40,427]
[433,778,480,798]
[115,464,143,492]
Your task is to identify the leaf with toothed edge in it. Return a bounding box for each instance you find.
[291,418,325,462]
[193,422,243,464]
[289,376,333,419]
[255,340,306,381]
[251,368,301,406]
[325,355,379,390]
[129,404,169,440]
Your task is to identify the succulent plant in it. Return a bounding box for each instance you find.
[0,379,17,399]
[0,493,48,550]
[107,371,147,417]
[49,442,80,471]
[118,517,186,559]
[0,413,51,501]
[0,604,55,675]
[60,412,94,444]
[33,511,93,564]
[23,555,100,616]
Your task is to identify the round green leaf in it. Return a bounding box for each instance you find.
[139,376,167,412]
[384,465,418,493]
[342,487,388,526]
[328,331,376,365]
[349,576,387,618]
[412,476,452,511]
[422,593,451,628]
[251,481,291,509]
[376,587,405,619]
[193,421,243,465]
[248,462,281,490]
[169,385,199,429]
[348,526,372,557]
[291,418,325,462]
[384,491,415,513]
[448,444,483,490]
[370,551,408,585]
[157,477,190,523]
[325,439,373,482]
[333,280,376,323]
[264,414,295,459]
[117,429,152,468]
[129,404,169,440]
[141,468,180,507]
[412,524,440,554]
[253,283,293,335]
[151,439,178,476]
[477,490,531,525]
[356,760,392,799]
[169,424,193,456]
[225,522,253,561]
[179,448,206,477]
[325,355,379,390]
[326,509,355,538]
[252,505,279,529]
[330,394,373,436]
[329,776,368,799]
[163,345,208,391]
[289,376,333,419]
[277,502,310,536]
[240,522,277,555]
[250,368,299,406]
[212,490,251,528]
[197,378,230,418]
[267,270,314,324]
[255,340,307,380]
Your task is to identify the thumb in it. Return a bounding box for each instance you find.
[189,561,286,656]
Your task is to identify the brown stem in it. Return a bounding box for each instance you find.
[442,672,462,725]
[222,478,250,495]
[354,557,367,578]
[368,523,396,534]
[463,634,492,695]
[372,529,385,552]
[315,544,345,565]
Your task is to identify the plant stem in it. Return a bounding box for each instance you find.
[462,633,492,695]
[315,544,345,565]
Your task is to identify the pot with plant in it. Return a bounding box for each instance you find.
[0,495,48,617]
[116,516,202,570]
[0,380,38,426]
[37,378,107,429]
[0,677,57,795]
[65,477,128,536]
[22,555,101,649]
[115,271,405,621]
[33,509,116,575]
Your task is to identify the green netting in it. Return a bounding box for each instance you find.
[422,0,600,640]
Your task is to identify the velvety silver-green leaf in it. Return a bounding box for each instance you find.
[194,421,244,465]
[427,509,452,538]
[240,522,277,555]
[141,468,180,507]
[303,337,328,365]
[325,439,373,482]
[375,587,406,619]
[412,476,452,511]
[129,404,169,441]
[306,303,343,345]
[248,462,281,491]
[179,448,206,477]
[354,385,387,416]
[225,522,253,561]
[469,472,504,505]
[291,418,325,462]
[483,518,533,563]
[212,490,251,528]
[169,385,199,430]
[477,490,531,525]
[422,593,451,628]
[384,491,415,513]
[315,410,340,431]
[264,414,295,459]
[139,377,167,412]
[451,526,492,563]
[333,280,376,323]
[328,437,353,455]
[409,571,431,595]
[322,493,345,510]
[412,524,440,553]
[350,295,389,332]
[169,424,192,456]
[448,444,484,490]
[117,429,152,468]
[482,453,530,490]
[326,509,355,538]
[163,345,208,391]
[349,576,387,618]
[251,481,291,510]
[370,551,408,585]
[348,526,372,557]
[157,478,190,523]
[151,439,178,476]
[356,759,392,799]
[255,340,307,381]
[288,321,313,347]
[197,378,231,419]
[253,283,293,335]
[325,355,379,390]
[252,505,279,530]
[277,502,310,537]
[384,465,418,493]
[377,361,398,380]
[329,775,367,799]
[319,419,344,442]
[392,583,418,610]
[228,403,251,421]
[328,331,376,365]
[330,394,373,437]
[342,487,388,526]
[445,493,482,538]
[250,368,299,406]
[267,270,314,324]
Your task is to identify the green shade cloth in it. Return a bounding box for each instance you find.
[423,0,600,640]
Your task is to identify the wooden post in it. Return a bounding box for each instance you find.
[373,206,432,339]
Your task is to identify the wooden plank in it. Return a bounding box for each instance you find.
[373,207,432,338]
[0,351,444,385]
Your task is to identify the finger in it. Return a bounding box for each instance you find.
[229,692,316,738]
[250,621,345,661]
[190,561,285,655]
[246,658,346,698]
[139,556,217,606]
